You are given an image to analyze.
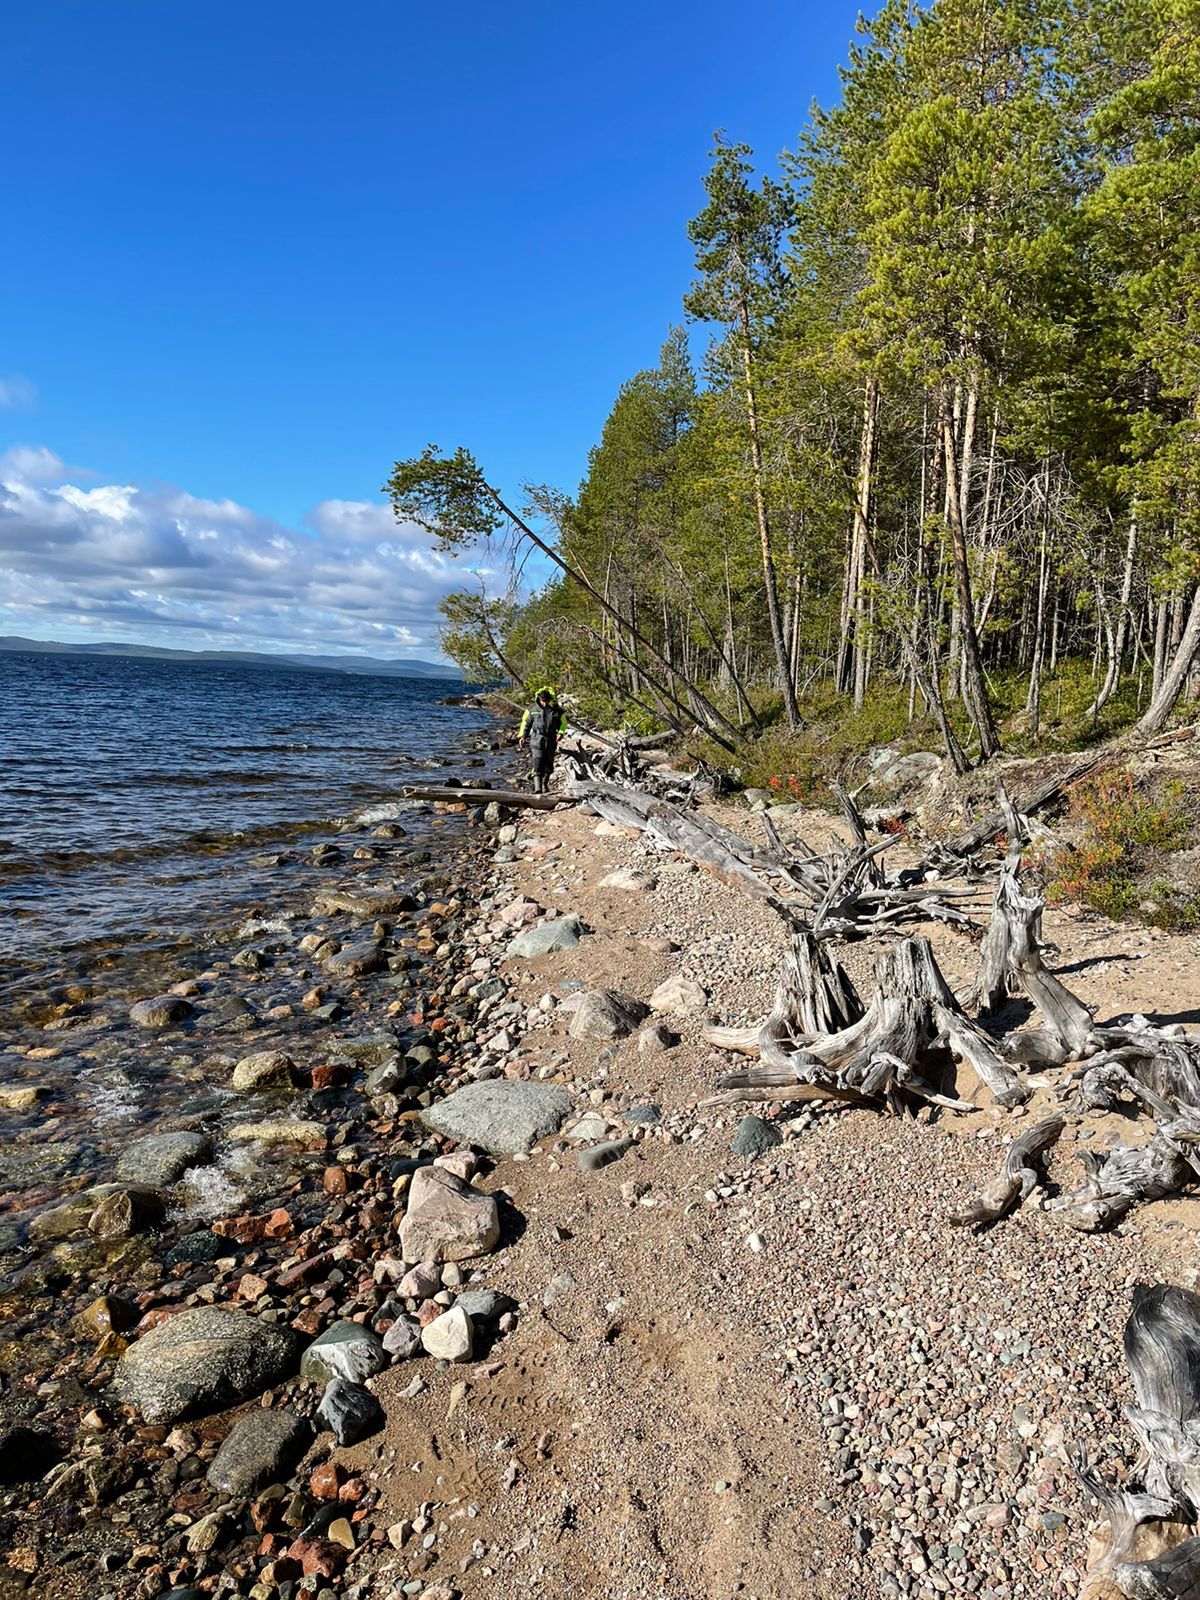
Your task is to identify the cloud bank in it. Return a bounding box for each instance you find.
[0,446,481,658]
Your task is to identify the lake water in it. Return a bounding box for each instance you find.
[0,652,495,1010]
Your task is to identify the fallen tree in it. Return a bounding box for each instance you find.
[567,778,985,935]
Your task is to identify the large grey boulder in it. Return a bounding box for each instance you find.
[568,989,650,1042]
[399,1166,500,1264]
[300,1320,387,1385]
[507,915,582,960]
[206,1408,307,1496]
[115,1131,213,1188]
[115,1308,298,1423]
[422,1081,571,1156]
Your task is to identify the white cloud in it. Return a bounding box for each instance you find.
[0,452,481,658]
[0,445,68,484]
[0,376,37,410]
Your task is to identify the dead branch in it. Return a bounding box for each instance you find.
[950,1115,1066,1226]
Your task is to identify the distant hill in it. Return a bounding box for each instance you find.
[0,635,460,679]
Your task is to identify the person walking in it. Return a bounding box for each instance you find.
[518,686,566,794]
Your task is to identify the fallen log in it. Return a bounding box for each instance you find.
[401,784,561,810]
[946,749,1112,857]
[950,1115,1066,1226]
[567,779,984,935]
[1077,1284,1200,1599]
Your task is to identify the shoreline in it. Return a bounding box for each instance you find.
[3,780,1200,1597]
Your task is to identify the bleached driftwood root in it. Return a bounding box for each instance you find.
[705,934,1027,1114]
[1078,1285,1200,1599]
[949,1115,1067,1226]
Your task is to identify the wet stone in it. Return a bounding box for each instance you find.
[130,995,193,1030]
[207,1407,308,1497]
[115,1131,213,1187]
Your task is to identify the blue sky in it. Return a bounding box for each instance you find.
[0,0,863,657]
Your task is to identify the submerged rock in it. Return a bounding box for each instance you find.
[115,1307,298,1423]
[300,1321,387,1385]
[207,1407,308,1496]
[88,1186,166,1239]
[568,989,650,1042]
[399,1165,500,1264]
[422,1080,571,1155]
[115,1131,213,1187]
[129,995,193,1029]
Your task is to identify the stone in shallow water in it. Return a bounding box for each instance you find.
[206,1407,308,1496]
[231,1051,295,1092]
[88,1186,167,1239]
[115,1131,213,1187]
[422,1080,571,1156]
[164,1230,227,1267]
[115,1307,298,1424]
[323,942,384,978]
[129,995,193,1029]
[318,1378,381,1446]
[731,1115,782,1160]
[300,1321,387,1385]
[226,1118,325,1145]
[0,1141,84,1190]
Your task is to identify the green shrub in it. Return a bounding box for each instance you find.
[1047,773,1199,928]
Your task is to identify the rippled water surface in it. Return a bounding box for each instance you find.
[0,652,490,988]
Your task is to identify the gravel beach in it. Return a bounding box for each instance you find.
[4,780,1199,1600]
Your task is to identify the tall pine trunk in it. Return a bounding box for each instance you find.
[940,401,1001,759]
[1138,584,1200,736]
[738,298,799,729]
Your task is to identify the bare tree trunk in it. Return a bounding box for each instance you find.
[851,377,879,712]
[940,403,1001,759]
[1153,596,1170,699]
[738,299,800,729]
[1026,510,1049,736]
[1085,510,1139,720]
[1138,585,1200,736]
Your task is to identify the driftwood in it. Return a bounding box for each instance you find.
[567,779,984,936]
[1078,1285,1200,1599]
[706,935,1028,1113]
[946,749,1111,857]
[401,783,562,810]
[1049,1123,1200,1233]
[974,784,1095,1056]
[950,1115,1066,1226]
